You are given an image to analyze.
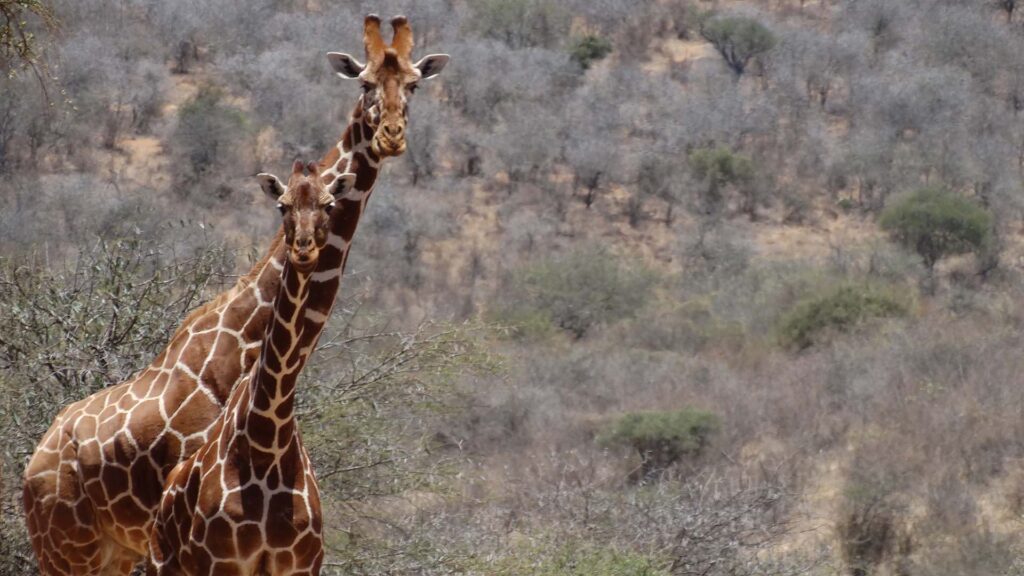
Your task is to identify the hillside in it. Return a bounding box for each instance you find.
[4,0,1024,574]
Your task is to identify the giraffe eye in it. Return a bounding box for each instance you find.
[361,82,376,93]
[324,201,335,214]
[276,203,287,215]
[408,83,418,94]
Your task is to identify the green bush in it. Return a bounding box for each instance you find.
[700,16,777,75]
[173,84,250,188]
[496,247,656,339]
[837,197,857,213]
[689,145,756,215]
[569,34,613,69]
[776,283,909,350]
[599,409,719,482]
[879,187,993,272]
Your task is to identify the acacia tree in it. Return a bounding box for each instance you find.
[689,145,756,218]
[700,15,776,76]
[879,187,994,285]
[598,409,719,482]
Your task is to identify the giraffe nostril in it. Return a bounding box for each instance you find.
[385,124,403,138]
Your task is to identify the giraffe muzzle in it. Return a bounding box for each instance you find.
[372,121,407,157]
[291,247,318,272]
[372,135,406,157]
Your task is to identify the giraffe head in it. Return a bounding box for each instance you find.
[327,14,449,158]
[258,160,356,273]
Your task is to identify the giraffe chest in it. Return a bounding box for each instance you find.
[163,442,323,573]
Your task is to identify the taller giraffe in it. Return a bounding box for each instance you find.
[147,161,352,576]
[22,15,449,576]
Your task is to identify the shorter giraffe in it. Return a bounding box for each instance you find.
[147,161,355,576]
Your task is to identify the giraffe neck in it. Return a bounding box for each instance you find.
[238,260,311,451]
[296,98,383,347]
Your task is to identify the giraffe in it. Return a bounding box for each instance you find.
[146,161,352,576]
[21,14,449,576]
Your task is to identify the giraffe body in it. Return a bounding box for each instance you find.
[22,15,448,575]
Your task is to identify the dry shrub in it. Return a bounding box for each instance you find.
[1005,468,1024,520]
[911,529,1022,576]
[836,446,913,576]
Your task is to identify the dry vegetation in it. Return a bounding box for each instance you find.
[3,0,1024,574]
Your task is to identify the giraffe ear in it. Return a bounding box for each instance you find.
[414,54,449,80]
[327,173,358,199]
[257,173,285,201]
[327,52,365,79]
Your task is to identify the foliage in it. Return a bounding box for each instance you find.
[569,34,612,70]
[689,145,756,215]
[879,187,993,271]
[172,83,250,189]
[700,15,777,75]
[300,319,496,503]
[0,0,56,74]
[0,236,231,402]
[776,283,909,349]
[496,247,656,339]
[599,409,719,481]
[299,318,497,573]
[434,460,803,576]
